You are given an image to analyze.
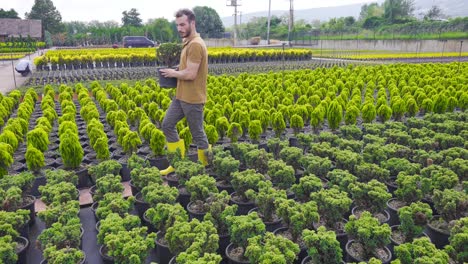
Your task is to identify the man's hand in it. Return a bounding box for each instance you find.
[160,68,177,78]
[159,59,200,81]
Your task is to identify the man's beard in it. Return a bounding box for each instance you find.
[179,27,191,38]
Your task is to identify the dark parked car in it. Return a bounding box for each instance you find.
[123,36,155,48]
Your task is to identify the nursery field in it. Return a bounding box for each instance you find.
[32,47,313,71]
[1,61,467,264]
[309,49,468,60]
[24,59,365,87]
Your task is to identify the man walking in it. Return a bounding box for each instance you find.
[159,8,210,175]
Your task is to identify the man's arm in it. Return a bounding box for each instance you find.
[160,60,200,81]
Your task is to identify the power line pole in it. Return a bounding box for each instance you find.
[287,0,294,46]
[227,0,242,46]
[267,0,272,45]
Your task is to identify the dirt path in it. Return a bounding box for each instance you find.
[0,50,45,95]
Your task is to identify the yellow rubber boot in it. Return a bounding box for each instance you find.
[198,145,212,166]
[160,139,185,176]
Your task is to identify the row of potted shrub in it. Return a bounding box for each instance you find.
[25,85,57,177]
[0,90,21,128]
[57,86,85,173]
[0,171,36,264]
[123,141,467,264]
[93,81,167,162]
[33,47,314,70]
[76,83,111,162]
[36,169,85,263]
[0,89,38,177]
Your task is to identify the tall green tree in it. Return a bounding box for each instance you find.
[359,3,384,21]
[122,8,143,27]
[423,5,445,21]
[193,6,225,38]
[25,0,63,34]
[383,0,415,23]
[0,8,20,19]
[147,18,175,43]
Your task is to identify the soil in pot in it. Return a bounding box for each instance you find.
[273,227,307,264]
[386,198,406,226]
[248,207,283,232]
[230,192,255,216]
[187,201,207,221]
[313,219,348,255]
[389,225,430,259]
[345,240,391,264]
[352,206,391,224]
[225,243,250,264]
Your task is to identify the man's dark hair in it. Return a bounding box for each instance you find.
[175,9,196,22]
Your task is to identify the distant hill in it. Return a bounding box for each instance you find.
[222,0,468,27]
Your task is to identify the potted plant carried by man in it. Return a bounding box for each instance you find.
[157,43,182,88]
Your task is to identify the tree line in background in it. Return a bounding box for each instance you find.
[1,0,467,47]
[316,0,468,39]
[0,0,224,46]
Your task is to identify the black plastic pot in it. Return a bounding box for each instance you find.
[30,174,46,197]
[155,231,174,264]
[312,221,348,255]
[351,206,391,224]
[120,163,131,182]
[273,227,307,264]
[216,180,234,194]
[142,211,157,233]
[91,202,99,222]
[389,225,431,260]
[385,178,397,195]
[169,256,176,264]
[225,243,249,264]
[129,180,140,196]
[177,186,190,210]
[147,155,169,170]
[16,236,29,264]
[230,192,255,216]
[248,207,283,232]
[157,68,178,88]
[99,245,115,264]
[218,233,230,257]
[425,216,450,249]
[164,173,179,187]
[386,198,402,226]
[187,201,207,221]
[301,256,311,264]
[135,192,150,219]
[345,240,391,264]
[20,195,36,226]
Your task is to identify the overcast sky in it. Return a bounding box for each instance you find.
[5,0,373,23]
